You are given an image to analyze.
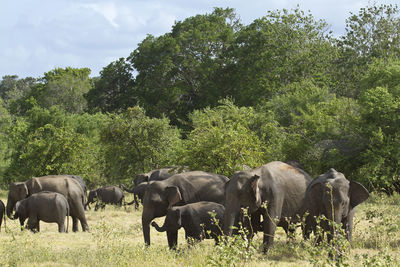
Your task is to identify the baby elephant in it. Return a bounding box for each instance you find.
[88,185,124,211]
[15,191,69,233]
[151,201,225,249]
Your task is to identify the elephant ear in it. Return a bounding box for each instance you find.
[29,177,43,193]
[166,186,182,208]
[15,183,29,200]
[307,182,323,212]
[250,175,261,207]
[349,181,369,208]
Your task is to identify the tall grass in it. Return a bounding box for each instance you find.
[0,191,399,266]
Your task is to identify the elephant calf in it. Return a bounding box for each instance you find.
[0,199,5,231]
[15,191,69,233]
[151,201,225,249]
[88,185,124,211]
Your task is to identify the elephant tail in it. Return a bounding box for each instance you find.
[120,184,135,193]
[66,203,70,233]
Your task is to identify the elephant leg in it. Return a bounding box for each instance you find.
[167,230,178,250]
[262,198,283,253]
[58,221,66,233]
[72,216,79,232]
[303,215,314,240]
[95,202,99,211]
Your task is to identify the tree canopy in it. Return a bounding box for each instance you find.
[1,4,400,192]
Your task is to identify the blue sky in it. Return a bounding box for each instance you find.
[1,0,398,78]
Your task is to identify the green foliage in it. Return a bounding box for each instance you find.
[86,58,135,113]
[335,4,400,97]
[3,106,105,185]
[2,4,400,192]
[0,75,36,109]
[11,67,92,115]
[357,59,400,192]
[0,98,11,177]
[128,8,240,127]
[230,7,337,106]
[100,106,182,184]
[257,80,361,176]
[181,99,264,176]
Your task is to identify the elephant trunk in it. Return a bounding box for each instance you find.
[142,207,154,246]
[6,196,17,220]
[223,200,240,236]
[151,221,166,232]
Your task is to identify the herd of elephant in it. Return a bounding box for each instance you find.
[0,161,370,253]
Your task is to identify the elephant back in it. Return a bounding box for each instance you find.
[97,185,124,203]
[28,175,82,197]
[166,171,229,205]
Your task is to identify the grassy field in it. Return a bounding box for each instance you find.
[0,190,399,266]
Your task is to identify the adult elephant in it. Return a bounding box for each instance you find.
[223,161,312,253]
[65,175,89,209]
[87,185,125,211]
[142,171,228,246]
[303,168,369,243]
[6,175,89,232]
[123,167,188,209]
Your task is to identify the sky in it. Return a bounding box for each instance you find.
[1,0,398,79]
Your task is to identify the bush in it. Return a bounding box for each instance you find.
[100,106,182,184]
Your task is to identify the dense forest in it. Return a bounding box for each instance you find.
[1,4,399,192]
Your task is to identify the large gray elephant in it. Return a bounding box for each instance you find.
[303,168,369,243]
[87,185,125,211]
[15,191,69,233]
[122,167,186,209]
[142,171,228,246]
[0,199,5,231]
[151,201,225,249]
[6,175,89,232]
[223,161,312,253]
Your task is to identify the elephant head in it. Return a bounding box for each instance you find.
[306,168,369,241]
[142,181,183,246]
[134,170,157,187]
[151,207,182,233]
[6,182,29,219]
[223,171,261,236]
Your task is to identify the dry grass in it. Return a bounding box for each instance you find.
[0,191,399,266]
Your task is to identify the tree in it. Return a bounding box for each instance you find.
[13,68,92,115]
[0,98,11,181]
[356,59,400,192]
[86,58,136,113]
[0,75,36,109]
[128,8,240,127]
[180,99,264,176]
[100,106,182,184]
[335,4,400,97]
[257,80,361,176]
[4,106,104,185]
[228,7,337,106]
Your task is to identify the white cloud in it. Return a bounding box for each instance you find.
[80,2,119,28]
